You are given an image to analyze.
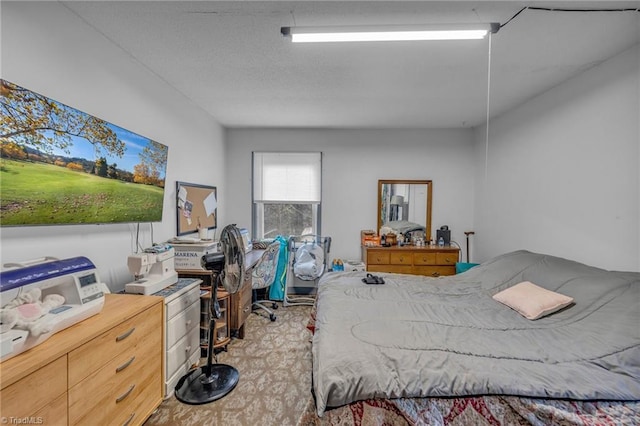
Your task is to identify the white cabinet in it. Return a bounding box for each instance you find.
[153,278,201,398]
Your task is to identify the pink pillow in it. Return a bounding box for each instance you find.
[492,281,574,320]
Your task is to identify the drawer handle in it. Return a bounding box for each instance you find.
[243,307,250,313]
[186,319,192,326]
[431,272,441,277]
[122,413,135,426]
[116,327,136,342]
[116,384,136,403]
[116,356,136,373]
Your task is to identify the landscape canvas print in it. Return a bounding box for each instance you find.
[0,79,169,226]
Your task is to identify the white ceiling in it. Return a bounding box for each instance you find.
[61,1,640,129]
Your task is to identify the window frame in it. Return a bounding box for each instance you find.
[251,152,322,240]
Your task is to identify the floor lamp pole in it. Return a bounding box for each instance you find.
[464,231,475,263]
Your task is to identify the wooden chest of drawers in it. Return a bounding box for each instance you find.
[362,245,460,277]
[0,294,163,426]
[229,249,264,339]
[229,261,254,339]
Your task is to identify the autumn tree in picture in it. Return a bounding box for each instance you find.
[0,79,169,225]
[0,79,125,159]
[134,141,168,187]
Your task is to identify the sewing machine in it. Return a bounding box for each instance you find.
[124,245,178,295]
[0,256,106,361]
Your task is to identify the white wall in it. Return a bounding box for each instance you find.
[226,128,475,261]
[473,44,640,272]
[3,3,635,292]
[0,2,225,291]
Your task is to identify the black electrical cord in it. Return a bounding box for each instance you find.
[500,5,640,30]
[500,6,528,29]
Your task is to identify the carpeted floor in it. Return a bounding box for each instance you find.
[144,303,313,426]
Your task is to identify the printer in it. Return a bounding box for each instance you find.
[0,256,106,361]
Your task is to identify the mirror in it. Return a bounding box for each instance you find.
[378,179,432,240]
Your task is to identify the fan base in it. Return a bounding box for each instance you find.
[174,364,239,405]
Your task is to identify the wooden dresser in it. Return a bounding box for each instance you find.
[229,249,265,339]
[362,245,460,277]
[0,294,164,426]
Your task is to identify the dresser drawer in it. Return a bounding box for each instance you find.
[1,355,67,419]
[230,277,253,334]
[166,284,200,320]
[70,354,161,426]
[413,252,437,265]
[68,303,162,387]
[241,279,253,306]
[166,344,200,398]
[167,299,199,347]
[117,366,163,426]
[368,264,412,274]
[367,251,390,265]
[166,326,199,378]
[35,392,67,426]
[68,321,161,423]
[239,286,253,327]
[436,252,458,265]
[389,252,412,265]
[414,266,456,277]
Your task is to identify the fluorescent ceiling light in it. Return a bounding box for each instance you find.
[281,24,500,43]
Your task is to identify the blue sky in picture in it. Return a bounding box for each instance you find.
[3,78,168,178]
[49,123,166,177]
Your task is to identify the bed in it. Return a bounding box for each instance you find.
[300,250,640,425]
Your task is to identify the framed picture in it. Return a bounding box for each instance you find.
[176,181,217,236]
[1,79,169,226]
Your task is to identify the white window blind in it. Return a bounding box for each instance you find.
[253,152,321,203]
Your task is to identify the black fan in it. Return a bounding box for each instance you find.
[175,224,245,404]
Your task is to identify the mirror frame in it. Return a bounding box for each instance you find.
[377,179,433,239]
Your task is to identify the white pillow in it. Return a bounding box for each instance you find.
[493,281,574,320]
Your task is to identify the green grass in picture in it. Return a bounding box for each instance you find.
[1,159,164,225]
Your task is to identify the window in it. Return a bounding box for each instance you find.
[252,152,322,239]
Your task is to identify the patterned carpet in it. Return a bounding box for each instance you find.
[145,301,640,426]
[145,303,313,426]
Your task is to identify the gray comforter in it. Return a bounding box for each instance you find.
[312,250,640,416]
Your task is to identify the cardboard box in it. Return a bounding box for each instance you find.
[171,241,219,271]
[361,229,379,246]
